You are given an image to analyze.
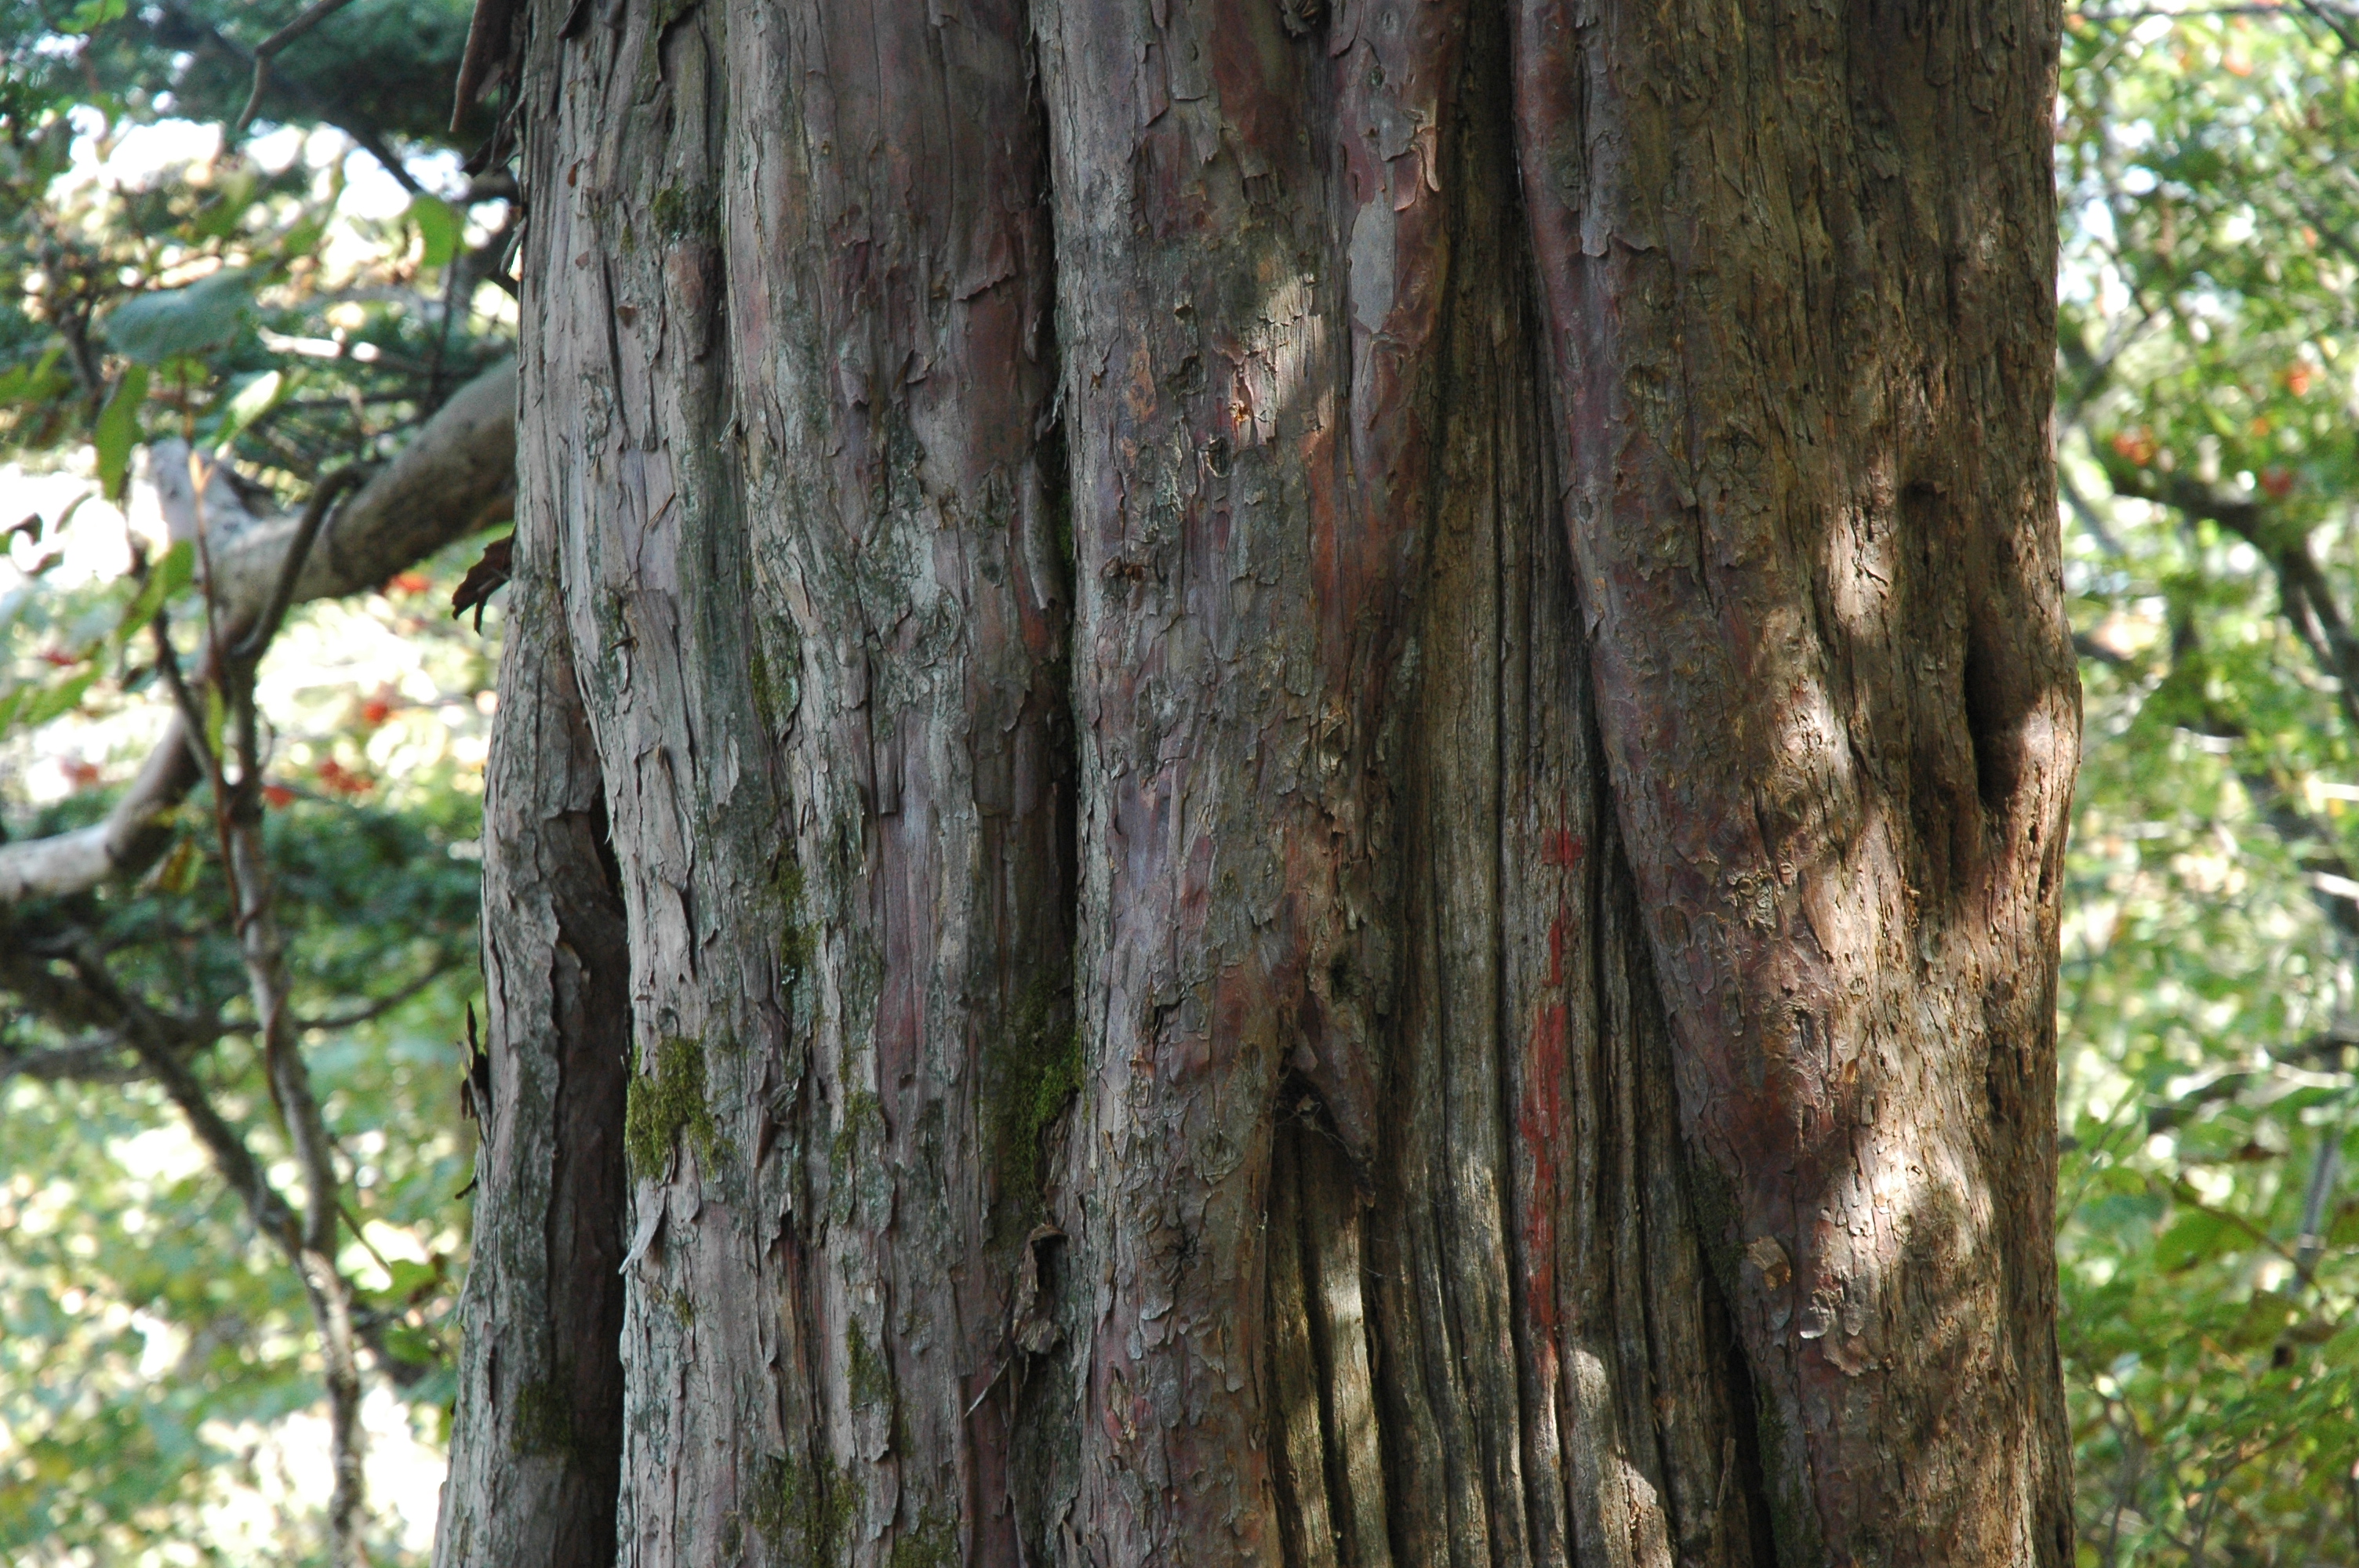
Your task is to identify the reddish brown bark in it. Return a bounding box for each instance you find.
[437,0,2076,1563]
[1513,0,2080,1557]
[1031,0,1466,1552]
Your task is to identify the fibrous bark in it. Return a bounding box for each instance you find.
[442,0,2077,1563]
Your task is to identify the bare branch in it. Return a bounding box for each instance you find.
[2106,465,2359,735]
[234,464,365,665]
[0,961,457,1085]
[0,358,516,908]
[64,946,301,1250]
[153,0,422,197]
[232,0,363,133]
[2,1039,150,1084]
[300,964,456,1032]
[68,933,372,1566]
[203,356,518,617]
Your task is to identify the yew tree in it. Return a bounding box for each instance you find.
[434,0,2080,1563]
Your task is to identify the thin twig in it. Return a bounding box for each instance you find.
[169,463,378,1568]
[2295,0,2359,48]
[155,0,420,196]
[0,960,454,1085]
[231,0,362,134]
[2162,1176,2303,1264]
[66,947,301,1252]
[300,964,459,1032]
[235,465,365,664]
[2295,1102,2350,1283]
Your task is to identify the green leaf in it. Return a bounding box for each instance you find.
[278,212,329,265]
[92,366,148,504]
[409,196,460,271]
[116,541,194,642]
[103,270,257,365]
[383,1323,441,1367]
[0,666,100,736]
[0,346,71,408]
[381,1258,440,1301]
[2225,1290,2301,1349]
[60,0,127,31]
[2153,1208,2239,1273]
[209,371,285,458]
[2095,1164,2150,1197]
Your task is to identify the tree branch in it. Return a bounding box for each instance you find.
[449,0,519,133]
[0,960,453,1086]
[2107,463,2359,736]
[185,502,376,1568]
[232,0,362,133]
[64,946,302,1251]
[0,356,515,907]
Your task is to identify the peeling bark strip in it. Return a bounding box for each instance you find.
[443,0,2073,1563]
[1512,0,2080,1559]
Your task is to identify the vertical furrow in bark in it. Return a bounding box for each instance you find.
[1510,0,2079,1559]
[1483,184,1603,1568]
[1390,228,1531,1568]
[434,539,632,1568]
[1405,16,1770,1565]
[520,5,801,1565]
[1299,1136,1393,1568]
[1608,873,1768,1567]
[478,0,2061,1561]
[519,0,1073,1558]
[522,0,1070,1557]
[1031,0,1467,1555]
[1266,1129,1340,1567]
[720,0,1069,1563]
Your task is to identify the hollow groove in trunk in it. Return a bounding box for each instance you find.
[432,561,632,1568]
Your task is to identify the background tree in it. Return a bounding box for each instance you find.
[434,0,2076,1564]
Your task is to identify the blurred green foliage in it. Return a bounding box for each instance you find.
[1,783,483,1560]
[2058,3,2359,1559]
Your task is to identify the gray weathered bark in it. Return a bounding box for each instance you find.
[436,0,2076,1564]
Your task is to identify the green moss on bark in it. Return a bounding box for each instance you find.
[649,183,719,245]
[828,1089,885,1185]
[744,1450,855,1565]
[625,1035,731,1180]
[888,1512,958,1568]
[985,972,1081,1238]
[846,1317,892,1417]
[772,855,812,994]
[511,1374,574,1460]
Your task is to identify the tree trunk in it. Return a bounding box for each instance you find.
[435,0,2077,1564]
